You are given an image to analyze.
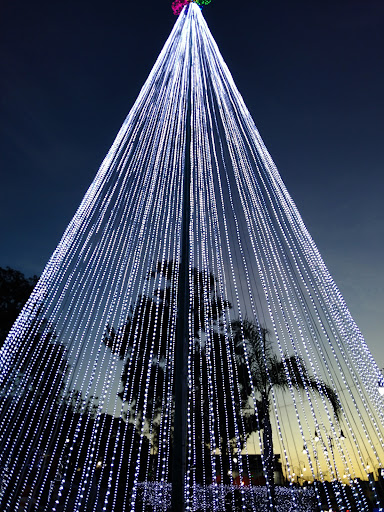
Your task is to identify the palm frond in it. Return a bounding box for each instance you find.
[283,355,341,420]
[232,319,341,423]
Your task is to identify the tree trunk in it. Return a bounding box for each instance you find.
[262,398,276,511]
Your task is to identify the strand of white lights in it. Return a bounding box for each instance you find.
[266,241,372,497]
[88,160,170,512]
[56,224,131,509]
[254,107,382,444]
[140,98,184,507]
[201,12,378,512]
[38,45,192,508]
[183,21,197,497]
[154,179,182,495]
[210,77,292,512]
[132,41,189,500]
[210,55,270,512]
[191,26,214,500]
[132,105,183,504]
[207,7,380,508]
[200,107,245,509]
[192,228,208,508]
[290,239,384,476]
[207,0,360,432]
[158,70,188,495]
[205,104,253,478]
[260,130,366,506]
[214,116,280,512]
[191,41,225,508]
[191,111,213,507]
[193,120,220,507]
[1,321,69,508]
[282,194,384,434]
[253,195,358,484]
[201,92,250,509]
[128,38,191,510]
[226,108,356,508]
[207,0,376,466]
[3,6,190,510]
[130,12,192,508]
[81,179,172,511]
[249,200,352,504]
[213,117,269,503]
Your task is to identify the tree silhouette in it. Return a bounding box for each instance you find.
[103,260,233,483]
[0,266,38,346]
[103,263,341,499]
[232,319,341,509]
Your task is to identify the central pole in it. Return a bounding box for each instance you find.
[171,7,192,511]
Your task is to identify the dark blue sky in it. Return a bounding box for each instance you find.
[1,0,383,364]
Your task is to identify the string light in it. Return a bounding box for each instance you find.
[0,3,382,511]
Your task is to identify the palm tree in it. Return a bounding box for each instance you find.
[233,319,341,511]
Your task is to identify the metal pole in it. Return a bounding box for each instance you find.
[171,8,192,510]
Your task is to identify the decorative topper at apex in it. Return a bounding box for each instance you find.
[171,0,211,16]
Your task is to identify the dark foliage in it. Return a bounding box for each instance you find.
[102,262,341,498]
[103,260,235,484]
[0,266,38,346]
[0,267,150,510]
[42,408,149,511]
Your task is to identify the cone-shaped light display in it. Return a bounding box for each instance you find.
[0,4,383,511]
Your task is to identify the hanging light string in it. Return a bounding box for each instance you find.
[196,4,382,508]
[0,4,383,511]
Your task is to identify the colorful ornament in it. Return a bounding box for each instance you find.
[171,0,211,16]
[171,0,189,16]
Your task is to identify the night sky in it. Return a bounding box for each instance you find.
[1,0,383,365]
